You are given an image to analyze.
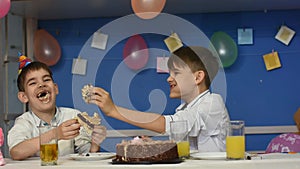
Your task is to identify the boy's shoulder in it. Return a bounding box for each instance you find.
[58,107,81,113]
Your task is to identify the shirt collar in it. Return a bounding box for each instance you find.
[176,90,210,111]
[30,107,60,126]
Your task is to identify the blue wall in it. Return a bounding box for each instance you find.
[38,10,300,151]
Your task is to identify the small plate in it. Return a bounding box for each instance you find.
[190,152,226,160]
[69,152,115,161]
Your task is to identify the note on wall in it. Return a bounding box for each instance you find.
[238,28,253,45]
[72,58,87,75]
[156,57,169,73]
[275,25,295,46]
[91,31,108,50]
[263,51,281,71]
[164,33,183,53]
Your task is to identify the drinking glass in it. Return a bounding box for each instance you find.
[39,125,58,166]
[170,120,190,158]
[226,120,245,160]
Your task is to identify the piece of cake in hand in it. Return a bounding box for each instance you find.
[114,136,179,163]
[76,112,101,135]
[81,84,93,103]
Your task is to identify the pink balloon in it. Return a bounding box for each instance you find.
[131,0,166,19]
[34,29,61,66]
[0,0,11,18]
[123,34,149,70]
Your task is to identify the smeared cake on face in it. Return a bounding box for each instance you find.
[114,136,179,163]
[81,84,93,103]
[76,112,101,135]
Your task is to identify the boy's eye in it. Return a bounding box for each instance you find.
[44,78,52,82]
[28,82,36,86]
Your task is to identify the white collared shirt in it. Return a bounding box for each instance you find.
[164,90,230,152]
[8,107,91,157]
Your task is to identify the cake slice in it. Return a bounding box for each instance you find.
[76,112,101,135]
[81,84,93,103]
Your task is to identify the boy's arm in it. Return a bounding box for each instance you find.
[89,125,106,153]
[10,119,80,160]
[115,106,166,133]
[89,87,166,133]
[9,136,40,160]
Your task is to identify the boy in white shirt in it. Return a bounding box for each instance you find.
[89,46,230,152]
[8,61,106,160]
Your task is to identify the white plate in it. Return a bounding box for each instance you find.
[69,152,115,161]
[190,152,226,160]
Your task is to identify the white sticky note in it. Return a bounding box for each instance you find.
[91,31,108,50]
[275,25,296,46]
[157,57,169,73]
[72,58,87,75]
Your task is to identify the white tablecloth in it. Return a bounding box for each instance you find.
[2,156,300,169]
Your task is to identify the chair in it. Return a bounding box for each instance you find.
[265,108,300,153]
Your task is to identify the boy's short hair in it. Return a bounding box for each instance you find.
[17,61,53,92]
[167,46,220,88]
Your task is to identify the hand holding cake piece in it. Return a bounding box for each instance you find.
[76,112,101,135]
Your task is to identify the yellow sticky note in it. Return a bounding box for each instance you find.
[164,33,183,53]
[263,51,281,71]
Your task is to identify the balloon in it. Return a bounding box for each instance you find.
[123,34,149,70]
[210,31,238,68]
[0,0,11,18]
[131,0,166,19]
[34,29,61,66]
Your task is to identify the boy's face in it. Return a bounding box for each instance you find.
[167,63,203,103]
[18,69,58,113]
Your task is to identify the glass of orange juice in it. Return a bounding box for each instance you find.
[226,120,245,160]
[170,120,190,159]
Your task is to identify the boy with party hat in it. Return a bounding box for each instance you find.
[8,54,106,160]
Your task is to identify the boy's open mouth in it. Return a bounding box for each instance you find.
[37,91,50,103]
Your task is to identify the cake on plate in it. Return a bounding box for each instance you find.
[114,136,179,163]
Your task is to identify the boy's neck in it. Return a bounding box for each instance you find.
[31,107,56,124]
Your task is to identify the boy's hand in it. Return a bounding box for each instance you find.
[91,125,107,145]
[89,87,117,117]
[57,119,80,140]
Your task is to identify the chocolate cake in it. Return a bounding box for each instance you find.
[114,136,179,163]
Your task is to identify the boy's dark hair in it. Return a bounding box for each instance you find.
[17,61,53,92]
[167,46,220,88]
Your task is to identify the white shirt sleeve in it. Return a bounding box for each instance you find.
[7,117,38,152]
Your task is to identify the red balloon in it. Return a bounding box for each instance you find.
[123,34,149,70]
[131,0,166,19]
[0,0,11,18]
[34,29,61,66]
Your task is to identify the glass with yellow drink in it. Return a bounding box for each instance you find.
[226,120,245,160]
[39,125,58,166]
[170,120,190,159]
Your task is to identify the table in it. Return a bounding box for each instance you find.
[2,155,300,169]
